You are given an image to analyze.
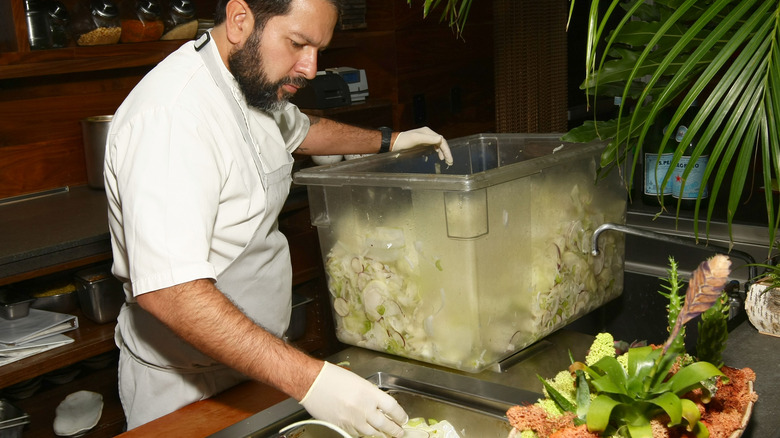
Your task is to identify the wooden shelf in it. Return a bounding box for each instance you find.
[0,23,359,81]
[0,309,117,388]
[0,40,190,80]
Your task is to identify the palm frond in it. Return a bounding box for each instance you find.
[570,0,780,249]
[408,0,473,35]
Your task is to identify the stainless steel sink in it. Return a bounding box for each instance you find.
[208,354,544,438]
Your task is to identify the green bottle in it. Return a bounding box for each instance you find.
[670,102,709,210]
[641,110,674,207]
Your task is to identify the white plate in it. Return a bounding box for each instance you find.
[53,391,103,437]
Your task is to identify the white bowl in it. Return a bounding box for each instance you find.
[311,155,343,165]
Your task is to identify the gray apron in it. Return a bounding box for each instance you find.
[117,32,294,429]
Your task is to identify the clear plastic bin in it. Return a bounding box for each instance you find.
[293,133,627,372]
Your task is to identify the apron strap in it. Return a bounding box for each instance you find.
[195,31,265,180]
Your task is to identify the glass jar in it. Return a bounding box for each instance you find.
[120,0,164,43]
[71,0,122,46]
[25,0,52,50]
[47,1,71,48]
[160,0,197,40]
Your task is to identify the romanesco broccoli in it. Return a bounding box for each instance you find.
[585,332,616,365]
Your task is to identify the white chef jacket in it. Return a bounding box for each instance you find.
[104,33,311,428]
[105,35,310,299]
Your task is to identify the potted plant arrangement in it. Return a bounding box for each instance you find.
[504,255,757,438]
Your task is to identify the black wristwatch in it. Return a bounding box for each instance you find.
[378,126,392,153]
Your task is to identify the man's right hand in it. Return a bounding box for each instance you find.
[300,362,408,437]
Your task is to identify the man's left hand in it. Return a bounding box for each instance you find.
[392,127,453,166]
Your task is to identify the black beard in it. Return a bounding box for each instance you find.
[228,29,308,112]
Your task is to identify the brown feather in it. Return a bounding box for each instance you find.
[663,254,731,354]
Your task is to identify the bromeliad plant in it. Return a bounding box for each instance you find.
[537,254,732,437]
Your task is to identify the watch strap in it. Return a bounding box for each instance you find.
[378,126,392,153]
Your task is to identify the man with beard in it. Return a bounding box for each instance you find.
[104,0,452,435]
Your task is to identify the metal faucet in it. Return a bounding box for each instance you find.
[591,223,758,282]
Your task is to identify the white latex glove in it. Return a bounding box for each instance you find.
[300,362,408,437]
[392,126,453,166]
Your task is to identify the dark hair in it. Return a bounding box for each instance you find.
[214,0,343,28]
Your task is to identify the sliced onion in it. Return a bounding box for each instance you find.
[387,327,406,347]
[350,257,363,273]
[333,297,349,317]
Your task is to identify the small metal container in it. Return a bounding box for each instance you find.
[0,289,34,321]
[74,265,124,324]
[0,399,30,438]
[80,115,112,189]
[30,282,78,313]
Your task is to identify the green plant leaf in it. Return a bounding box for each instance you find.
[626,345,655,376]
[680,398,704,432]
[625,345,664,394]
[607,20,686,48]
[409,0,473,35]
[690,419,712,438]
[669,361,726,396]
[586,394,622,433]
[537,374,577,414]
[626,420,654,438]
[590,356,631,397]
[575,369,592,422]
[647,392,682,426]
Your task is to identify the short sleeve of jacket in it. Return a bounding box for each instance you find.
[109,105,222,294]
[272,102,310,153]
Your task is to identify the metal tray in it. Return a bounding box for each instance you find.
[209,369,537,438]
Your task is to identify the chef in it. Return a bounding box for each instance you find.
[103,0,453,435]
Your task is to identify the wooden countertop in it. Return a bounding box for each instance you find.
[117,380,289,438]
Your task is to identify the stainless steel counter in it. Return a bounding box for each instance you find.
[209,329,593,438]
